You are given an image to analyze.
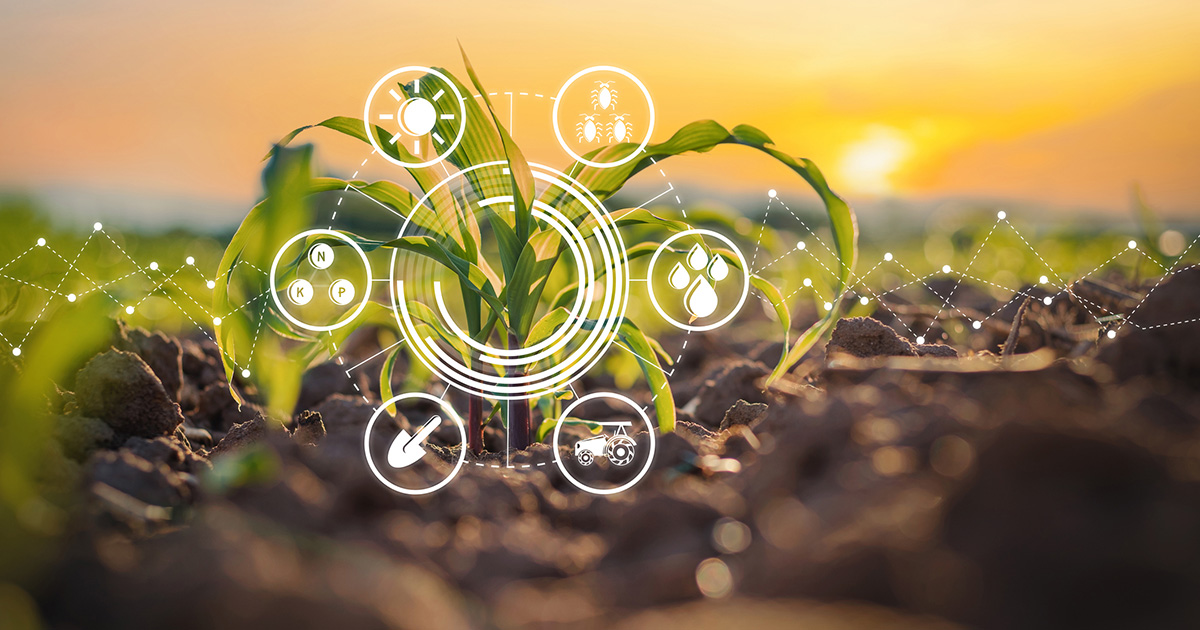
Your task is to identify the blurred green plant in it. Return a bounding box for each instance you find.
[214,48,857,451]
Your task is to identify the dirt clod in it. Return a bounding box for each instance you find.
[55,415,116,461]
[75,349,185,438]
[916,343,959,358]
[293,410,326,446]
[88,449,191,508]
[827,317,918,358]
[719,399,769,432]
[209,415,270,458]
[117,323,184,402]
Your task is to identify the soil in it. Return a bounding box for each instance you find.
[18,268,1200,629]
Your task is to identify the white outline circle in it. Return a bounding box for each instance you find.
[269,229,373,332]
[552,66,655,169]
[364,66,467,169]
[552,392,657,495]
[646,229,750,332]
[363,393,467,496]
[389,161,629,400]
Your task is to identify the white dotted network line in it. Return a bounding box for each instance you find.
[747,199,1200,342]
[0,225,268,373]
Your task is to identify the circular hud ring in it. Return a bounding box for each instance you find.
[389,161,629,400]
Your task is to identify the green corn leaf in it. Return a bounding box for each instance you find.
[214,144,316,412]
[458,44,535,243]
[525,306,572,348]
[616,319,676,433]
[748,274,792,380]
[559,120,857,384]
[576,317,676,433]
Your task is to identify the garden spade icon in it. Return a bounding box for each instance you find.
[387,415,442,469]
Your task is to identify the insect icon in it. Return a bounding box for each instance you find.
[591,81,617,110]
[577,114,600,143]
[607,114,632,142]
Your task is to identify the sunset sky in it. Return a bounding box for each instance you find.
[1,0,1198,225]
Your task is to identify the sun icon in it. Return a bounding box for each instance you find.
[365,66,468,168]
[380,78,451,156]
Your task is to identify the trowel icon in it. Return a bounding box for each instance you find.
[387,415,442,469]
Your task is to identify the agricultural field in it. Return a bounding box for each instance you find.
[3,6,1200,628]
[2,160,1199,628]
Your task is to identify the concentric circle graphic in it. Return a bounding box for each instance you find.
[389,161,630,400]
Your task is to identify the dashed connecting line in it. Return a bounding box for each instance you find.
[747,200,1200,342]
[0,224,269,374]
[324,89,688,473]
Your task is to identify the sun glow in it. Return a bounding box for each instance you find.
[839,125,913,196]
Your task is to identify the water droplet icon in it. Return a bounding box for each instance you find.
[686,244,708,270]
[668,262,690,290]
[685,277,719,318]
[708,256,729,281]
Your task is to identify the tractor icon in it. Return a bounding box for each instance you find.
[574,421,636,467]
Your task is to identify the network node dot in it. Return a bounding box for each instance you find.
[942,265,952,273]
[823,301,833,311]
[796,241,806,251]
[67,293,77,302]
[149,262,159,271]
[1106,330,1117,339]
[1127,240,1137,249]
[803,278,812,287]
[186,256,195,266]
[212,317,222,326]
[859,296,869,305]
[1043,297,1053,305]
[916,336,926,344]
[768,189,777,198]
[884,252,893,261]
[12,348,21,357]
[37,238,46,246]
[125,306,135,315]
[972,321,982,330]
[997,211,1007,219]
[1039,275,1049,284]
[206,280,216,290]
[241,369,251,378]
[93,222,103,231]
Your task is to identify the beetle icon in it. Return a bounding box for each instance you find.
[577,114,599,143]
[591,81,617,110]
[574,422,636,467]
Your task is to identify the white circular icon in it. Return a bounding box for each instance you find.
[552,392,657,495]
[390,161,629,401]
[287,279,314,305]
[363,393,467,496]
[552,66,655,169]
[308,243,335,269]
[270,229,373,332]
[646,229,750,332]
[364,66,467,169]
[329,279,355,305]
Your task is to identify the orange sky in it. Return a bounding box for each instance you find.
[1,1,1198,222]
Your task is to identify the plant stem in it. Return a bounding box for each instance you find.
[467,394,483,455]
[507,332,532,450]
